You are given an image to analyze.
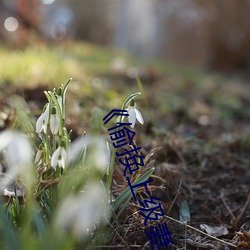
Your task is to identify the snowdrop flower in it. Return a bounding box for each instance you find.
[35,143,43,164]
[36,103,50,133]
[0,130,33,190]
[57,87,63,111]
[91,137,110,173]
[123,99,144,128]
[51,142,67,169]
[67,136,87,164]
[55,182,109,240]
[50,106,59,135]
[67,135,110,173]
[57,95,63,112]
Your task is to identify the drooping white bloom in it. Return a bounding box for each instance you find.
[36,103,50,133]
[92,137,110,172]
[67,137,87,164]
[67,135,110,173]
[54,182,109,240]
[57,95,63,112]
[51,145,67,169]
[123,99,144,128]
[56,87,63,112]
[0,130,33,190]
[35,150,42,164]
[3,132,32,171]
[50,106,59,135]
[35,144,43,164]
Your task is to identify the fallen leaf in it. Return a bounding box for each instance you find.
[173,192,191,222]
[179,199,191,222]
[237,231,250,248]
[200,224,228,237]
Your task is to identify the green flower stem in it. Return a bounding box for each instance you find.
[61,78,71,126]
[63,127,70,150]
[44,96,53,164]
[121,92,141,111]
[48,92,63,136]
[52,134,56,152]
[106,92,141,199]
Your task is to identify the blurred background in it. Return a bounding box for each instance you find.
[1,0,250,72]
[0,2,250,249]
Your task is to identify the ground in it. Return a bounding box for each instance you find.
[0,42,249,249]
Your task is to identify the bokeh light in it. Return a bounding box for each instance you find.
[50,24,67,40]
[41,0,55,5]
[4,17,19,32]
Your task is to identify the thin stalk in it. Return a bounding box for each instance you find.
[48,92,63,136]
[164,215,237,249]
[106,92,141,198]
[52,134,56,152]
[61,78,72,127]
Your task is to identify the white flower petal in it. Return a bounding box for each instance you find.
[60,148,67,169]
[67,137,88,163]
[51,147,67,169]
[55,182,109,240]
[128,107,136,128]
[121,108,128,122]
[36,113,45,133]
[35,149,42,164]
[44,104,50,118]
[135,108,144,125]
[51,147,61,168]
[57,96,63,112]
[0,131,33,190]
[93,138,110,172]
[61,148,67,161]
[6,133,32,170]
[57,159,64,169]
[50,114,59,135]
[55,195,79,231]
[42,121,48,133]
[0,130,13,151]
[36,104,50,134]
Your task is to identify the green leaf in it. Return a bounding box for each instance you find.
[32,209,46,237]
[179,199,191,222]
[0,207,21,250]
[112,195,131,225]
[62,78,72,98]
[121,92,141,111]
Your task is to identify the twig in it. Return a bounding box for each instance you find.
[166,178,183,215]
[34,179,59,198]
[39,178,60,184]
[184,221,187,250]
[106,220,127,246]
[88,244,142,248]
[221,190,236,221]
[233,192,250,227]
[164,215,237,248]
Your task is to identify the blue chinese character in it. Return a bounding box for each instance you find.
[116,145,145,176]
[108,122,136,148]
[103,109,128,124]
[127,177,153,201]
[145,222,176,250]
[138,197,164,226]
[116,145,141,157]
[120,154,145,176]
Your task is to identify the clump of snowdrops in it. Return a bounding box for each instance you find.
[0,79,153,249]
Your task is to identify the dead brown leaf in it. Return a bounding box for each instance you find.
[237,231,250,248]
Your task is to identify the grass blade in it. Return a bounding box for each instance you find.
[112,167,155,211]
